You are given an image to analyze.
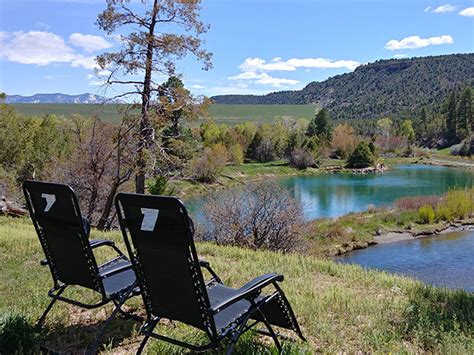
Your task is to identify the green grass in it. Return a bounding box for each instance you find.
[11,104,315,125]
[1,216,472,353]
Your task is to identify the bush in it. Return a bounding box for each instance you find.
[189,144,227,183]
[418,205,436,224]
[254,139,277,162]
[346,141,375,168]
[148,175,175,196]
[228,144,244,165]
[436,189,471,222]
[0,313,41,353]
[331,123,359,159]
[449,143,464,156]
[395,195,440,211]
[198,182,304,252]
[289,148,319,169]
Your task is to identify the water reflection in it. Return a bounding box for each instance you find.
[278,165,473,220]
[187,165,473,222]
[337,231,474,292]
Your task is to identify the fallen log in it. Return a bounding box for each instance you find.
[0,196,28,217]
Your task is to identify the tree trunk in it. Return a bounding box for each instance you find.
[136,0,159,194]
[97,179,119,230]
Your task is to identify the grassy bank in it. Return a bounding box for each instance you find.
[166,155,473,200]
[167,159,348,199]
[1,217,473,353]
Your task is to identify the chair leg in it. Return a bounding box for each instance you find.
[259,317,282,353]
[35,286,67,330]
[112,298,144,322]
[87,290,133,354]
[137,319,159,355]
[226,312,254,355]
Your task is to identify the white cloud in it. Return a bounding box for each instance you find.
[385,35,453,50]
[228,71,262,80]
[254,73,300,87]
[432,4,456,13]
[229,56,357,89]
[228,71,300,87]
[0,30,104,70]
[239,56,360,72]
[71,55,99,69]
[207,85,269,96]
[459,7,474,16]
[191,84,205,89]
[69,33,112,53]
[0,31,77,65]
[424,6,432,12]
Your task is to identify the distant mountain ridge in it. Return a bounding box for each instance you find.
[212,53,474,120]
[5,93,117,104]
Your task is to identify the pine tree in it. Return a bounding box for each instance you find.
[444,91,458,143]
[97,0,212,193]
[307,108,332,142]
[458,88,472,137]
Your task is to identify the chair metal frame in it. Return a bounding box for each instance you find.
[23,181,143,354]
[115,193,305,354]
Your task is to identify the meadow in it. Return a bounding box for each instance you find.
[1,216,473,353]
[11,103,316,125]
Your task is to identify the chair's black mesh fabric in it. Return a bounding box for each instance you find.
[116,194,213,333]
[252,295,297,330]
[23,181,99,291]
[207,282,255,334]
[99,257,136,297]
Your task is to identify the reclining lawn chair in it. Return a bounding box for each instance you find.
[22,180,142,353]
[115,193,305,354]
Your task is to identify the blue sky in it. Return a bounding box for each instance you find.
[0,0,473,98]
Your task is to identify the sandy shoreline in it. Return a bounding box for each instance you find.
[374,223,474,244]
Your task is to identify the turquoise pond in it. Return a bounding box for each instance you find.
[187,164,473,291]
[187,164,473,221]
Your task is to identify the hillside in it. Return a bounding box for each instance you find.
[5,93,116,104]
[212,53,474,120]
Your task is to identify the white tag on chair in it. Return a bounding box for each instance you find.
[141,208,159,231]
[41,193,56,212]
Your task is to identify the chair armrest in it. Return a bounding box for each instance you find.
[89,239,115,249]
[199,259,210,267]
[209,273,283,315]
[98,259,133,279]
[199,259,222,284]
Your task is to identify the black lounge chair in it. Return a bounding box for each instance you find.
[115,193,305,354]
[22,180,142,353]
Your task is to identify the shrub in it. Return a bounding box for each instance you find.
[289,148,319,169]
[450,143,464,156]
[418,205,436,224]
[0,313,41,353]
[228,144,244,165]
[148,175,175,196]
[189,144,227,183]
[198,182,304,252]
[395,195,440,211]
[331,123,359,159]
[459,136,473,157]
[254,139,277,162]
[346,141,375,168]
[436,189,471,222]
